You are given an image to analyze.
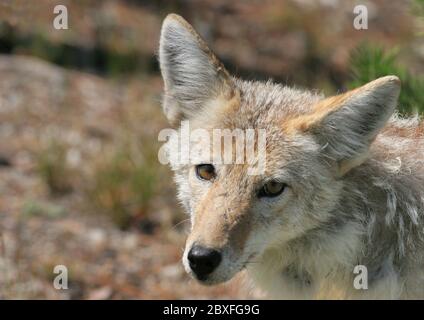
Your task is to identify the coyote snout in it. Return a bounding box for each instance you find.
[158,14,424,299]
[181,171,260,284]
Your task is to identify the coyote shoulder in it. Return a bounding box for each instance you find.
[158,14,424,299]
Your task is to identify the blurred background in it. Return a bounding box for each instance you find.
[0,0,423,299]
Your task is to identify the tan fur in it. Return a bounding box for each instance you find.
[283,92,354,134]
[284,76,400,134]
[188,168,253,252]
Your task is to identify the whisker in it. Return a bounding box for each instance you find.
[172,218,191,230]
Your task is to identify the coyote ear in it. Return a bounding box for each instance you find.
[296,76,400,176]
[159,14,236,126]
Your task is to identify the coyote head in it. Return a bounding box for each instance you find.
[158,14,400,285]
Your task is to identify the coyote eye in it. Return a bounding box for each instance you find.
[195,164,216,181]
[258,181,286,198]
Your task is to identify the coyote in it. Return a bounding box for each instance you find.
[158,14,424,299]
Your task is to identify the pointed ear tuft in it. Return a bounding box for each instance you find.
[294,76,400,175]
[159,14,235,126]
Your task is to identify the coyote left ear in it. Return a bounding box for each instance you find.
[159,14,236,126]
[297,76,401,176]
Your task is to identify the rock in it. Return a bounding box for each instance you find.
[86,228,107,248]
[87,286,113,300]
[160,263,185,280]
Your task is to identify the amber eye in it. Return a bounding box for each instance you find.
[195,164,216,181]
[258,181,286,198]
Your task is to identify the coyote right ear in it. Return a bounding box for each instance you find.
[288,76,400,176]
[159,14,236,126]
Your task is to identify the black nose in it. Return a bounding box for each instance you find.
[188,245,222,280]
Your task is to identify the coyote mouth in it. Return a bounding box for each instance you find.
[185,260,246,286]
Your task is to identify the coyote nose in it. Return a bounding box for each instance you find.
[188,245,222,280]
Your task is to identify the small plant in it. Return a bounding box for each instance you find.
[349,44,424,115]
[22,200,66,219]
[413,0,424,17]
[89,144,158,230]
[36,140,73,195]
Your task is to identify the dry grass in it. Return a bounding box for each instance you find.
[88,142,158,229]
[36,139,74,195]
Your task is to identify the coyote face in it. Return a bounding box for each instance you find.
[159,14,424,298]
